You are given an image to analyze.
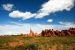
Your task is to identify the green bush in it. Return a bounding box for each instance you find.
[24,43,38,50]
[13,42,38,50]
[13,45,26,50]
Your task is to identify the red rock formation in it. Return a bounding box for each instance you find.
[41,28,75,37]
[20,28,75,37]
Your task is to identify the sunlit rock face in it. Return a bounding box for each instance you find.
[41,28,75,37]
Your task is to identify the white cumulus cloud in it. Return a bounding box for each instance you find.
[35,0,75,18]
[59,22,75,28]
[2,4,14,11]
[9,10,36,19]
[47,19,53,22]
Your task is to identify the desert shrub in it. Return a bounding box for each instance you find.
[12,42,38,50]
[13,45,26,50]
[24,42,38,50]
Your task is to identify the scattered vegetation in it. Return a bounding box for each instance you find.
[0,35,75,50]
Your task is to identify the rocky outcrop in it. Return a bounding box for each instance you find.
[41,28,75,37]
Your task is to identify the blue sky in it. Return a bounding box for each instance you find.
[0,0,75,35]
